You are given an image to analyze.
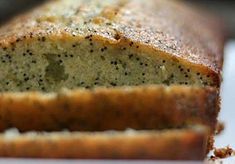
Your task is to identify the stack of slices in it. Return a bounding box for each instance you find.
[0,0,225,160]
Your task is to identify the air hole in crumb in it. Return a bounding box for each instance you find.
[44,54,68,82]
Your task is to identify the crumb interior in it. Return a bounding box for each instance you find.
[0,36,213,92]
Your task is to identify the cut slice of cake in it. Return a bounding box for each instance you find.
[0,126,208,160]
[0,85,219,132]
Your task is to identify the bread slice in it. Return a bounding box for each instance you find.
[0,0,225,92]
[0,85,219,132]
[0,126,208,160]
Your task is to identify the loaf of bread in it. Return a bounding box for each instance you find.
[0,0,225,160]
[0,126,208,160]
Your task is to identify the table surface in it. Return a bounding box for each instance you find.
[0,41,234,164]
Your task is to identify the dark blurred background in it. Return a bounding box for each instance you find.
[0,0,234,38]
[188,0,235,38]
[0,0,45,23]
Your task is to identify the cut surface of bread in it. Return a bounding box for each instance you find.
[0,0,225,92]
[0,85,219,132]
[0,126,208,160]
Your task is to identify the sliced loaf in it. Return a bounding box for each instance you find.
[0,0,226,159]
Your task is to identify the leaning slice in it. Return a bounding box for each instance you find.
[0,126,208,160]
[0,85,219,132]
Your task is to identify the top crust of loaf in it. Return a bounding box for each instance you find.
[0,0,225,87]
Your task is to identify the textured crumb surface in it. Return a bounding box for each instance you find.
[0,38,216,92]
[0,85,219,132]
[0,0,225,92]
[0,126,208,160]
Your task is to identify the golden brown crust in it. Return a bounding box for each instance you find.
[0,0,225,87]
[0,85,219,132]
[0,127,208,160]
[207,135,215,153]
